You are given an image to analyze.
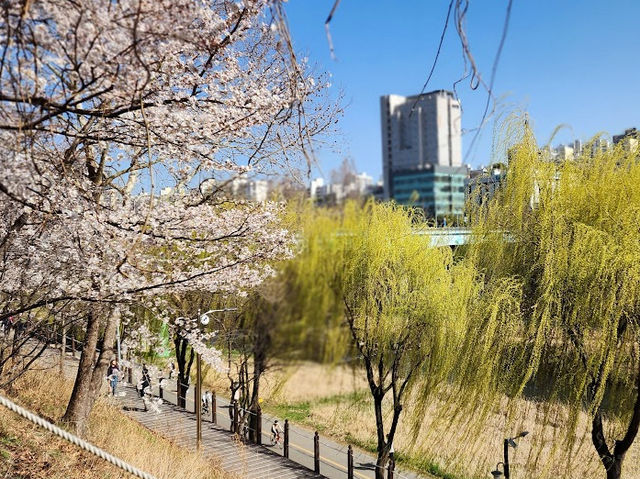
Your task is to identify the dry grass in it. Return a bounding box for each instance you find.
[250,362,640,479]
[0,371,227,479]
[202,361,368,402]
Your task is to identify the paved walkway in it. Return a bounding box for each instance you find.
[148,380,423,479]
[119,384,318,479]
[41,347,425,479]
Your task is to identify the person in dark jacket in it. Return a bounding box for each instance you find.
[139,365,151,397]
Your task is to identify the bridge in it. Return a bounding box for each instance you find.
[414,227,473,247]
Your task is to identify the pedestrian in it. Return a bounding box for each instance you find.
[106,359,121,396]
[139,365,151,397]
[202,391,210,414]
[168,361,175,379]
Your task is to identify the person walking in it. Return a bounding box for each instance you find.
[106,359,121,396]
[139,365,151,397]
[138,365,152,412]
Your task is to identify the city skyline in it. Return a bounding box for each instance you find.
[283,0,640,183]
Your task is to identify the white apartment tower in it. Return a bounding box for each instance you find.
[380,90,462,199]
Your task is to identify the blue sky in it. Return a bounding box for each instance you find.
[284,0,640,182]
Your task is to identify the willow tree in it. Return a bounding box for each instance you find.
[292,200,478,479]
[469,129,640,479]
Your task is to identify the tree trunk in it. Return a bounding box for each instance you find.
[62,309,118,435]
[62,310,102,436]
[249,353,265,442]
[592,357,640,479]
[174,333,194,409]
[603,456,623,479]
[249,318,269,442]
[87,313,118,400]
[177,372,189,408]
[373,392,388,479]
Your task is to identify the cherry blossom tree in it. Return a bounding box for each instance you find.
[0,0,335,434]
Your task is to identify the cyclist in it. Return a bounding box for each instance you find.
[270,419,282,446]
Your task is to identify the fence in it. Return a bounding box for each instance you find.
[148,373,412,479]
[6,323,414,479]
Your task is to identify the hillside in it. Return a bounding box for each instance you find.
[0,370,226,479]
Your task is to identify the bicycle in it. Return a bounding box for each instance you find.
[270,431,282,447]
[270,419,283,447]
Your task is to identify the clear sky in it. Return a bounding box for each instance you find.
[283,0,640,182]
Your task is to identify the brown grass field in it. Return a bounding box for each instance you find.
[205,362,640,479]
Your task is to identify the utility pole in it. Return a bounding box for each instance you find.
[116,320,122,363]
[196,352,202,450]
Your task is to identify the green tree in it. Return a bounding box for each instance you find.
[469,130,640,479]
[293,200,478,479]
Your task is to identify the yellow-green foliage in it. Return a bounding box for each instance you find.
[469,126,640,442]
[284,200,496,443]
[333,201,475,391]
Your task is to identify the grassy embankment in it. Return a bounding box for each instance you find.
[204,362,640,479]
[0,370,228,479]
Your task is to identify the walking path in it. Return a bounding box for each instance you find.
[119,384,318,479]
[42,347,426,479]
[149,380,423,479]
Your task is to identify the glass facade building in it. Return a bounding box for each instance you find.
[391,165,466,218]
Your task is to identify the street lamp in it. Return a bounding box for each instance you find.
[502,431,528,479]
[193,308,237,450]
[491,462,505,477]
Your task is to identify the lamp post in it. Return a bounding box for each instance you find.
[491,462,505,477]
[501,431,528,479]
[191,308,237,450]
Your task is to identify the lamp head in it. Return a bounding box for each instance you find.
[518,431,529,438]
[491,463,504,477]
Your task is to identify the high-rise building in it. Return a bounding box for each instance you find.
[613,128,639,153]
[380,90,462,200]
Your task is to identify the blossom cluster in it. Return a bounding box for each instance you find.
[0,1,329,361]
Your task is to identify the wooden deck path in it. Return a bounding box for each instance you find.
[119,385,322,479]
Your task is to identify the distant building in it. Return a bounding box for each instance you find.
[365,181,385,202]
[591,138,610,156]
[200,175,269,202]
[380,90,462,200]
[466,164,505,205]
[391,164,466,219]
[554,144,574,160]
[380,90,462,219]
[613,127,639,153]
[310,172,373,205]
[351,172,374,196]
[310,178,326,199]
